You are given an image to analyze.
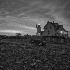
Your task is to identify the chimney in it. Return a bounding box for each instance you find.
[53,21,54,23]
[47,21,50,24]
[36,24,38,28]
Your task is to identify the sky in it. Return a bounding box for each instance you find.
[0,0,70,36]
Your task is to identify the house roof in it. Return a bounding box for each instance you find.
[52,23,58,27]
[44,21,52,28]
[43,21,67,31]
[44,22,59,29]
[58,27,67,32]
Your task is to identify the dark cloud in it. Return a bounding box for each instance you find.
[0,0,69,20]
[0,0,70,22]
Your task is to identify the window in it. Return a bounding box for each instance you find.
[48,31,49,34]
[48,33,49,34]
[48,31,49,32]
[50,27,51,28]
[60,31,64,34]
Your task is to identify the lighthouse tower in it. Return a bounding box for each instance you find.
[36,24,41,36]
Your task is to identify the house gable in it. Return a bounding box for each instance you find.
[42,21,56,36]
[44,21,55,30]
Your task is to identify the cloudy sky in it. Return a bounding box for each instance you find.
[0,0,70,36]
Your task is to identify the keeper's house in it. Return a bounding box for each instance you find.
[36,21,68,37]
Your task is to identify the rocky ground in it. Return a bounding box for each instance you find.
[0,39,70,70]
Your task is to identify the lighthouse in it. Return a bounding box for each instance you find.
[36,24,41,36]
